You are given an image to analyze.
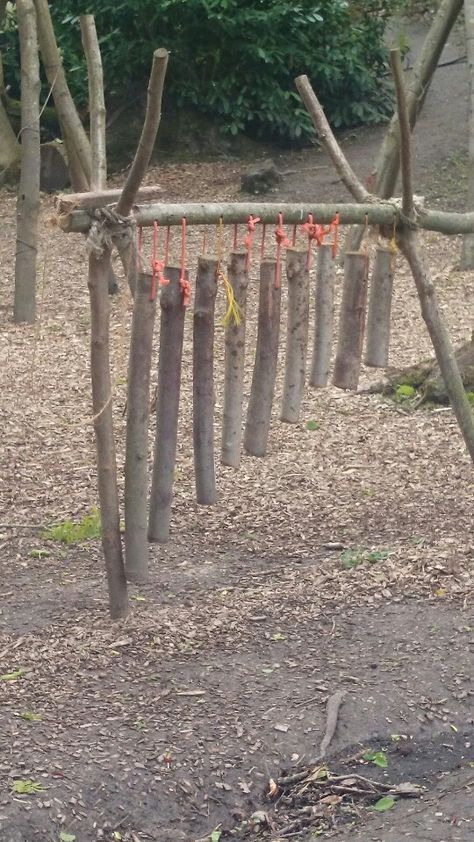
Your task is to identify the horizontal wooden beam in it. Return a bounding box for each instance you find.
[56,184,164,212]
[56,199,474,237]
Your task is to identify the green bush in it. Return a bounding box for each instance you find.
[1,0,406,143]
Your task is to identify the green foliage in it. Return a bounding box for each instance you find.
[1,0,404,143]
[11,779,45,794]
[371,795,395,811]
[42,507,101,544]
[394,383,417,402]
[340,547,389,569]
[362,749,388,768]
[20,711,42,722]
[466,391,474,405]
[0,668,26,681]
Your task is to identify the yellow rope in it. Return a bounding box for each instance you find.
[216,217,243,327]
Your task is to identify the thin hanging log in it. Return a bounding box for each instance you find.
[88,247,129,618]
[148,266,187,543]
[310,242,335,387]
[244,259,281,457]
[193,256,218,504]
[281,248,310,423]
[333,252,368,391]
[124,271,157,584]
[221,250,249,468]
[364,246,394,368]
[14,0,40,324]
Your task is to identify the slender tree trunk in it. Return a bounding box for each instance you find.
[14,0,40,324]
[333,252,368,390]
[244,260,281,457]
[80,14,106,191]
[124,271,157,584]
[221,251,249,468]
[365,245,394,368]
[193,256,218,504]
[462,0,474,268]
[148,266,186,543]
[281,248,310,423]
[34,0,92,187]
[88,248,129,618]
[310,243,335,387]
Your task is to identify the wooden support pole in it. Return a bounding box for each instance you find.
[124,271,157,584]
[244,260,281,457]
[148,266,186,543]
[310,243,335,387]
[221,251,249,468]
[281,248,310,423]
[364,246,394,368]
[88,248,128,618]
[14,0,40,324]
[193,256,218,504]
[333,252,368,391]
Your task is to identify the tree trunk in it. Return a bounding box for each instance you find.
[281,248,310,423]
[333,251,368,391]
[148,266,186,544]
[193,256,218,504]
[80,14,107,191]
[0,51,20,182]
[34,0,92,188]
[124,271,157,585]
[244,259,281,457]
[14,0,40,324]
[310,242,335,387]
[221,251,249,468]
[462,0,474,268]
[364,245,394,368]
[88,248,129,618]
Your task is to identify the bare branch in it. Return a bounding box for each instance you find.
[80,14,106,190]
[116,48,169,218]
[390,49,414,219]
[294,74,371,204]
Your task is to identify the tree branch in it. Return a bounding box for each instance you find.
[80,14,106,191]
[390,49,414,219]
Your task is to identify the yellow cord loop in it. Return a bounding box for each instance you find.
[216,217,243,327]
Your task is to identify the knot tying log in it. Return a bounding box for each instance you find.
[85,205,133,257]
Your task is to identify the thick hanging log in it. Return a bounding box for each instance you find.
[333,252,368,391]
[14,0,40,325]
[88,248,129,618]
[193,256,218,503]
[310,243,335,387]
[124,271,157,584]
[221,251,249,468]
[281,248,310,423]
[244,259,281,457]
[148,266,187,543]
[364,246,394,368]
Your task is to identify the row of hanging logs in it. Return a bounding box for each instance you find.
[123,212,395,581]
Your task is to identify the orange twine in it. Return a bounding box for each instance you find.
[179,217,191,307]
[243,214,260,270]
[274,212,290,288]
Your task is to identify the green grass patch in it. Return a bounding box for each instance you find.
[42,508,101,545]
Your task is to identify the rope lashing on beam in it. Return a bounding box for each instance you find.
[85,205,133,257]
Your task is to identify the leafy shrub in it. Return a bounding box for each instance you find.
[1,0,406,142]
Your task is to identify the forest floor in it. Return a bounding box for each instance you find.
[0,14,474,842]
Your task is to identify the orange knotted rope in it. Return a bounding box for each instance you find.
[179,217,191,307]
[274,212,290,288]
[243,214,260,270]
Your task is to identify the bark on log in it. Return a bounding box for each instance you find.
[60,200,474,237]
[193,256,218,504]
[244,260,281,457]
[148,266,186,543]
[124,271,157,584]
[34,0,92,187]
[14,0,40,324]
[88,248,129,618]
[80,15,106,191]
[333,252,368,391]
[281,248,310,423]
[310,243,335,387]
[56,186,165,214]
[364,246,394,369]
[221,251,249,468]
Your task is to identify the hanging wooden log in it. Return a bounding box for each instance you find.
[364,245,394,368]
[124,271,157,584]
[148,266,187,543]
[310,242,335,387]
[88,248,129,618]
[332,251,368,391]
[221,251,249,468]
[281,248,310,423]
[244,259,281,457]
[193,256,218,503]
